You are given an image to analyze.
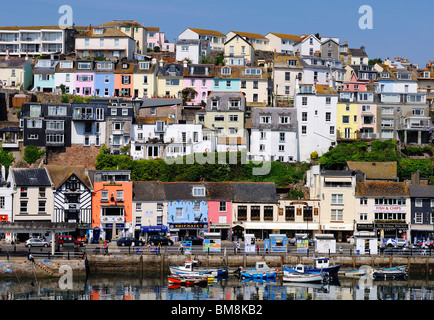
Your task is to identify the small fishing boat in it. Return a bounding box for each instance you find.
[238,262,278,279]
[372,265,408,279]
[167,274,209,286]
[283,257,341,277]
[344,265,372,277]
[169,260,228,277]
[283,272,326,283]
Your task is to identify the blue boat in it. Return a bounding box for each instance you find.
[239,262,278,279]
[283,257,341,276]
[372,265,408,279]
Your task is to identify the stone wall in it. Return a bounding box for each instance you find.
[46,144,102,169]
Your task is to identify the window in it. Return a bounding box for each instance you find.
[342,116,350,123]
[302,112,307,121]
[415,199,423,207]
[101,190,109,202]
[329,126,335,135]
[116,191,124,202]
[279,132,285,142]
[301,126,307,134]
[264,206,273,220]
[260,116,271,123]
[193,187,205,197]
[38,201,46,213]
[46,120,64,131]
[325,112,331,122]
[219,202,226,212]
[139,62,150,70]
[0,196,4,209]
[30,105,41,117]
[20,201,27,213]
[221,67,231,75]
[46,133,64,144]
[331,209,343,221]
[360,213,368,221]
[280,116,289,124]
[214,115,224,121]
[27,119,42,128]
[229,99,240,108]
[360,198,367,205]
[229,115,238,122]
[20,187,27,198]
[285,206,295,221]
[251,206,260,220]
[39,187,45,198]
[331,194,343,204]
[176,207,183,218]
[237,206,247,221]
[166,79,180,86]
[302,97,308,105]
[415,212,423,224]
[278,145,285,152]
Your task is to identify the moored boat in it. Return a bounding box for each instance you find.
[371,265,408,279]
[169,260,228,277]
[283,257,341,276]
[283,272,326,283]
[167,274,209,286]
[238,261,278,279]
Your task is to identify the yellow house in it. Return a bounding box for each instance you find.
[336,102,358,140]
[224,34,255,66]
[156,61,184,98]
[133,58,158,98]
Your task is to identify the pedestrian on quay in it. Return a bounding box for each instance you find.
[28,253,35,263]
[103,240,108,253]
[256,244,260,254]
[179,242,184,254]
[236,241,240,254]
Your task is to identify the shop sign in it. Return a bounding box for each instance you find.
[169,222,208,229]
[371,206,406,213]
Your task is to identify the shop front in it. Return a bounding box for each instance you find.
[168,222,209,242]
[139,225,169,240]
[321,223,354,242]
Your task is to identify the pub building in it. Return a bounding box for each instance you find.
[355,181,410,242]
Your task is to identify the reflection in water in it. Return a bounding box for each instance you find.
[0,272,433,300]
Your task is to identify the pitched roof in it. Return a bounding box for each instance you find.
[0,58,27,68]
[188,28,225,37]
[267,32,301,41]
[314,85,338,95]
[11,168,51,186]
[75,27,131,38]
[163,182,207,201]
[232,182,278,203]
[45,165,92,190]
[100,20,145,28]
[409,185,434,198]
[349,48,368,57]
[347,161,397,181]
[230,31,267,40]
[205,182,233,201]
[114,60,136,74]
[133,181,166,201]
[355,182,409,197]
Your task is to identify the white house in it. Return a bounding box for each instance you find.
[294,34,321,56]
[294,83,338,162]
[175,39,210,64]
[265,33,301,54]
[0,166,13,233]
[54,60,75,94]
[248,107,298,162]
[71,103,107,148]
[178,28,226,51]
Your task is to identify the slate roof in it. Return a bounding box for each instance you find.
[163,182,208,201]
[75,27,131,38]
[409,185,434,198]
[355,182,409,197]
[349,48,368,57]
[232,182,278,203]
[0,59,27,68]
[133,181,166,201]
[157,63,184,77]
[347,161,397,181]
[249,107,297,130]
[205,182,233,201]
[11,168,51,186]
[45,165,92,190]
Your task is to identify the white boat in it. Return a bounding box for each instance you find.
[283,272,326,283]
[238,262,278,279]
[169,260,228,277]
[344,265,372,277]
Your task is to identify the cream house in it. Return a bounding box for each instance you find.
[9,168,54,224]
[100,20,148,54]
[0,57,33,90]
[132,181,168,239]
[226,31,269,51]
[306,165,358,241]
[277,199,321,238]
[133,58,158,98]
[265,32,301,54]
[224,34,255,66]
[156,61,184,98]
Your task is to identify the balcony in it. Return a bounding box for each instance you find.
[73,113,95,121]
[275,95,294,108]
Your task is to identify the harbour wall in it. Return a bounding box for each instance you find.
[1,254,433,278]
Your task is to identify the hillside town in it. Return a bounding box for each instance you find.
[0,21,433,248]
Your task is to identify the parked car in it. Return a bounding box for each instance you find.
[25,238,49,248]
[385,238,397,247]
[183,236,204,245]
[117,237,144,246]
[416,240,434,248]
[58,235,84,247]
[396,239,407,247]
[148,235,174,246]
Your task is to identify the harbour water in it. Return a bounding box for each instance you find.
[1,271,433,301]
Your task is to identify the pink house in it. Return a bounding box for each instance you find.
[343,72,368,92]
[182,63,215,106]
[75,61,95,96]
[146,27,175,52]
[206,182,233,241]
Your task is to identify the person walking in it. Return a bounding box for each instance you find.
[236,241,240,254]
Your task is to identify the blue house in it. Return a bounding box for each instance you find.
[163,182,209,240]
[94,60,115,97]
[33,59,58,93]
[212,66,240,92]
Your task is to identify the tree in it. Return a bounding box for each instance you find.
[181,87,198,104]
[23,145,45,164]
[368,58,383,66]
[0,147,15,174]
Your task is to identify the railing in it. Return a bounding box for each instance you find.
[73,113,95,120]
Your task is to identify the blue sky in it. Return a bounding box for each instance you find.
[1,0,433,66]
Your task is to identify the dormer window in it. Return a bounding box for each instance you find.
[78,62,91,70]
[424,71,430,78]
[193,187,205,197]
[211,99,219,108]
[381,72,389,78]
[122,63,128,69]
[245,68,262,75]
[93,28,104,35]
[287,59,297,66]
[221,67,231,75]
[139,62,150,70]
